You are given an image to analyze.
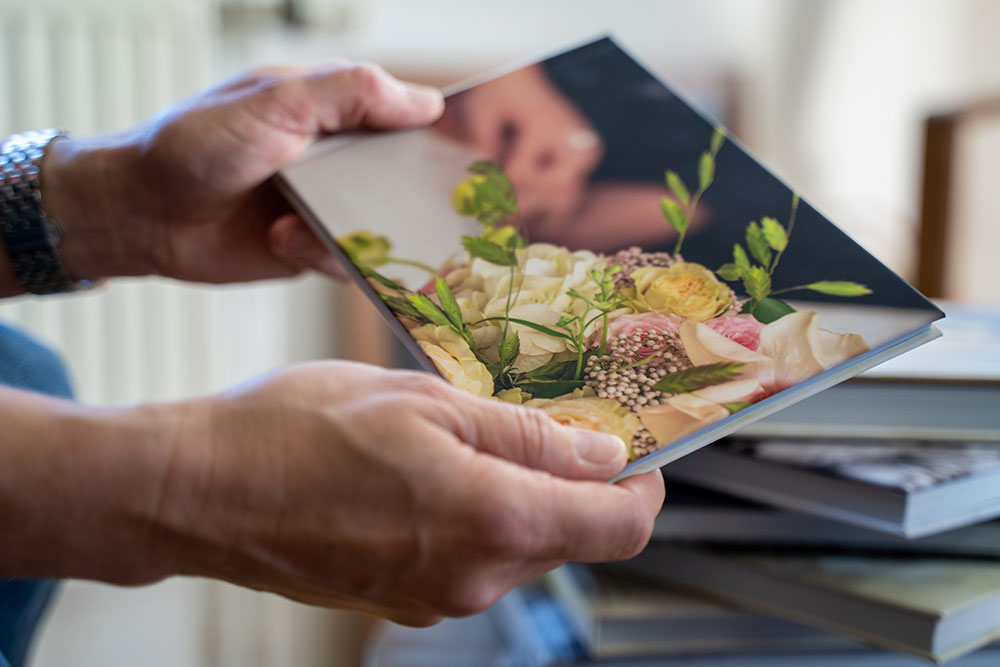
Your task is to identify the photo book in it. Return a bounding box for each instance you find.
[277,37,944,479]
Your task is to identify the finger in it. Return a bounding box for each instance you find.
[269,214,350,281]
[513,467,664,563]
[305,64,444,132]
[424,391,629,482]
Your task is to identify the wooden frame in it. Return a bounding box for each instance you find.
[916,99,1000,299]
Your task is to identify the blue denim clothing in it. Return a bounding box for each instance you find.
[0,323,75,667]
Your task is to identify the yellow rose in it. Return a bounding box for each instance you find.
[525,389,640,446]
[629,263,731,321]
[411,325,495,398]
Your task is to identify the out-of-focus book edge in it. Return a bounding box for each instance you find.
[617,544,1000,665]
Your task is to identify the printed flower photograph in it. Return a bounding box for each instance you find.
[341,135,873,460]
[281,38,942,465]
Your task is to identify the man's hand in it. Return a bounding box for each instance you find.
[151,363,662,625]
[38,64,444,285]
[0,363,662,626]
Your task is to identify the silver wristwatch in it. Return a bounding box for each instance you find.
[0,129,93,294]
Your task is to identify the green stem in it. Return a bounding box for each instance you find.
[768,193,800,277]
[771,284,812,296]
[613,348,668,373]
[385,258,439,275]
[598,312,609,356]
[501,263,515,346]
[574,315,587,380]
[674,137,724,257]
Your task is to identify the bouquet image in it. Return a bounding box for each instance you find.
[339,130,872,461]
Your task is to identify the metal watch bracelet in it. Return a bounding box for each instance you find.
[0,129,93,294]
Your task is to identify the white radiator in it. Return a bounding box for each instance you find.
[0,0,341,405]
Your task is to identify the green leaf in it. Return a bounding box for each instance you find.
[381,295,427,321]
[478,316,574,341]
[556,314,576,328]
[760,216,788,252]
[516,379,585,400]
[698,151,715,191]
[723,401,751,414]
[660,197,689,235]
[517,358,578,381]
[733,244,750,270]
[743,266,772,303]
[665,171,690,206]
[434,276,464,329]
[710,127,727,154]
[358,263,406,292]
[745,222,772,266]
[748,297,796,324]
[652,362,744,394]
[405,293,452,328]
[462,236,517,266]
[802,281,873,297]
[716,263,744,281]
[499,331,520,368]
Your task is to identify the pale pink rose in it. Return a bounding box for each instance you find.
[607,312,683,339]
[704,313,764,351]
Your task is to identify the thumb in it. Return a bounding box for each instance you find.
[449,397,630,481]
[269,214,350,281]
[306,63,444,132]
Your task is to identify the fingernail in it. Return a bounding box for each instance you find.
[572,429,627,466]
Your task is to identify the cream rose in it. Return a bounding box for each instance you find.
[411,325,495,398]
[629,263,731,321]
[525,389,640,446]
[637,311,870,448]
[637,394,730,445]
[679,310,869,395]
[452,243,608,371]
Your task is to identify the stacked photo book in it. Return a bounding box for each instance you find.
[273,36,1000,667]
[497,307,1000,667]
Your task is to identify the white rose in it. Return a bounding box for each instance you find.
[455,243,607,371]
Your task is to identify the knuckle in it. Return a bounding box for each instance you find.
[469,500,535,555]
[435,577,505,617]
[513,408,555,463]
[245,66,284,85]
[348,62,390,100]
[394,371,455,401]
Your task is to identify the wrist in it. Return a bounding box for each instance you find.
[38,133,155,282]
[0,390,188,583]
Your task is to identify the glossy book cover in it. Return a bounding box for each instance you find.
[278,38,944,478]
